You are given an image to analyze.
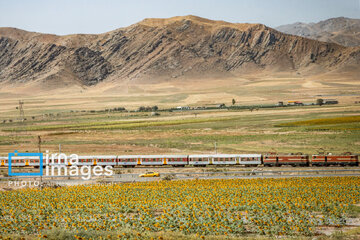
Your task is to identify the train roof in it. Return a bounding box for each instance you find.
[11,156,40,159]
[117,155,140,159]
[77,156,97,159]
[91,155,117,158]
[263,154,308,156]
[312,154,357,156]
[189,154,213,158]
[139,155,187,158]
[190,154,261,158]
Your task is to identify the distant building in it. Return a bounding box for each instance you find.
[176,106,190,110]
[277,101,284,106]
[287,101,304,106]
[323,99,338,105]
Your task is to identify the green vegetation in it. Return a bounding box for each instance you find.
[3,116,244,132]
[346,204,360,218]
[0,105,359,155]
[277,115,360,127]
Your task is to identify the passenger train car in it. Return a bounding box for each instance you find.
[0,153,358,167]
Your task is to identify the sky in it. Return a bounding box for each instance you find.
[0,0,359,35]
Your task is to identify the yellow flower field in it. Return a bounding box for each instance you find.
[0,177,359,239]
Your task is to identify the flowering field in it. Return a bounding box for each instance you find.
[0,177,359,239]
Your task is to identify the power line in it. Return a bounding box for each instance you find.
[16,100,25,122]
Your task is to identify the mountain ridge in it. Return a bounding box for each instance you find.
[0,15,359,90]
[276,17,360,47]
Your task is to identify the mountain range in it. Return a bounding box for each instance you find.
[276,17,360,47]
[0,15,359,91]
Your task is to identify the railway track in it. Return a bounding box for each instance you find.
[1,169,360,186]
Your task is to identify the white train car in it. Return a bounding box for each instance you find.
[139,155,165,166]
[238,154,262,166]
[93,155,117,166]
[211,154,238,165]
[188,154,211,166]
[9,156,41,167]
[164,155,188,166]
[117,155,139,167]
[0,156,8,167]
[77,156,95,166]
[47,155,70,166]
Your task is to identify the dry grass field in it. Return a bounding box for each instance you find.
[0,101,359,156]
[1,72,359,117]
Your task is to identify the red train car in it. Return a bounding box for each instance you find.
[311,154,358,166]
[263,154,309,166]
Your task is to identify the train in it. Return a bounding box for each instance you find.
[0,153,358,167]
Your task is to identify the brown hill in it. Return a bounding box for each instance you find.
[276,17,360,47]
[0,15,359,90]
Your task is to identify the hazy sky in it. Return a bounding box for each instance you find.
[0,0,359,35]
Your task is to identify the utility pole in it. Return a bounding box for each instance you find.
[37,136,41,153]
[16,100,25,121]
[214,141,217,154]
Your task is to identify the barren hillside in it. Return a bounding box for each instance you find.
[0,15,359,92]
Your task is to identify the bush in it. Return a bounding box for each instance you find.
[162,174,175,181]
